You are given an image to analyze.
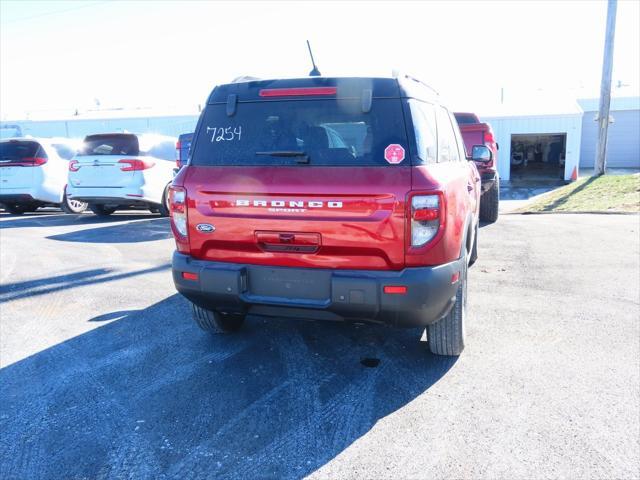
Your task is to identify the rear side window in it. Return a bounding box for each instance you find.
[409,100,437,164]
[191,99,408,166]
[436,107,460,163]
[79,134,139,156]
[454,113,478,125]
[0,141,43,161]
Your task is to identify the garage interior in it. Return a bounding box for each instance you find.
[509,133,566,183]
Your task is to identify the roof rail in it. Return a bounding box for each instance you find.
[393,70,439,96]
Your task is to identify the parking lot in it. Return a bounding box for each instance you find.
[1,211,639,479]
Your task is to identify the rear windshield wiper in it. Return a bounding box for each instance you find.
[255,151,309,163]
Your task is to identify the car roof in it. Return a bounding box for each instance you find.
[207,75,440,104]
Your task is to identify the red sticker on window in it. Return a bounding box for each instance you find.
[384,144,405,164]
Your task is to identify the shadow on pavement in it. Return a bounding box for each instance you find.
[0,295,457,479]
[0,264,170,303]
[46,218,172,243]
[0,212,160,230]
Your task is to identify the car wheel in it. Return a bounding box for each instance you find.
[61,191,87,214]
[89,204,117,216]
[479,177,499,223]
[191,303,245,334]
[4,203,31,215]
[158,184,170,217]
[427,248,467,356]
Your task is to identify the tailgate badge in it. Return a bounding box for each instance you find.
[196,223,215,233]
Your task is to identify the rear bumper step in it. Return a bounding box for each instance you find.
[172,252,463,327]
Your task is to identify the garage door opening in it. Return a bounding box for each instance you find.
[510,133,566,183]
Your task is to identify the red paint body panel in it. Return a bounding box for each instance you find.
[457,122,498,174]
[180,165,411,270]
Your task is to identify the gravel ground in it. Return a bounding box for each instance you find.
[1,211,638,479]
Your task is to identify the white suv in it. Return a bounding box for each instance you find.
[67,133,177,216]
[0,138,87,215]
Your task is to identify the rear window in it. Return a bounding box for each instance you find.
[79,134,139,156]
[191,99,408,166]
[454,113,478,125]
[0,141,43,161]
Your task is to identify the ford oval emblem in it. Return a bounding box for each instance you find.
[196,223,215,233]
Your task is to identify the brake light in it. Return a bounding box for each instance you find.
[410,194,444,247]
[1,157,48,167]
[484,131,495,144]
[383,286,407,295]
[118,159,155,171]
[169,186,188,239]
[69,160,80,172]
[259,87,337,97]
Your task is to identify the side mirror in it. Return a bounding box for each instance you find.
[471,145,492,163]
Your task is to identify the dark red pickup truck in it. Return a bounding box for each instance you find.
[170,76,492,356]
[454,112,499,222]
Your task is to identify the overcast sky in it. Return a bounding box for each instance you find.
[1,0,639,119]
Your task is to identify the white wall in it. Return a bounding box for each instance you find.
[480,114,583,181]
[579,109,640,169]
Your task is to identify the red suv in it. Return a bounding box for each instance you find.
[170,76,489,356]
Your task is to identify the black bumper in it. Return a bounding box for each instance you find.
[480,171,498,194]
[172,252,463,328]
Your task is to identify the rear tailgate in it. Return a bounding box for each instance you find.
[457,123,486,156]
[185,94,411,270]
[0,141,43,190]
[70,134,139,188]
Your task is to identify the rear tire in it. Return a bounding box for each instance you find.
[61,191,87,214]
[89,204,117,216]
[191,303,245,334]
[427,248,467,356]
[158,184,170,217]
[5,203,32,215]
[479,177,499,223]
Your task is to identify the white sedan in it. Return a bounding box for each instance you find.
[67,133,177,216]
[0,137,87,214]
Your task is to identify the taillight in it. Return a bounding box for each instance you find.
[169,186,188,238]
[175,141,181,168]
[2,157,48,167]
[484,131,495,144]
[69,160,80,172]
[118,159,155,171]
[410,194,444,247]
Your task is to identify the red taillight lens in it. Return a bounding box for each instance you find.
[169,186,188,239]
[69,160,80,172]
[410,193,445,248]
[2,157,48,167]
[383,285,407,295]
[118,159,155,171]
[182,272,198,281]
[259,87,337,97]
[484,131,495,144]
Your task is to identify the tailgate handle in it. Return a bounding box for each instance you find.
[255,231,320,253]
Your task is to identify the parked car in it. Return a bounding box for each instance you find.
[454,112,499,222]
[170,75,486,356]
[0,137,87,214]
[175,132,193,170]
[67,133,177,216]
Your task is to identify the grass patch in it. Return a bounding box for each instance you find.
[518,173,640,213]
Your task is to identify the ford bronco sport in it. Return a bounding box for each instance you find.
[170,76,490,356]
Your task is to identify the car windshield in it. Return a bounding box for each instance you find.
[454,113,478,125]
[191,98,407,166]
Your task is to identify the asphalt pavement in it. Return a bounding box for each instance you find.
[0,210,638,479]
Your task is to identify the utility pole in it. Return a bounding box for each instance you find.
[594,0,618,176]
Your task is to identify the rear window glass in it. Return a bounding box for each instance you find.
[454,113,478,125]
[191,99,408,166]
[79,134,139,156]
[0,141,42,160]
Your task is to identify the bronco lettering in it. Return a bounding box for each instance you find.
[235,199,343,208]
